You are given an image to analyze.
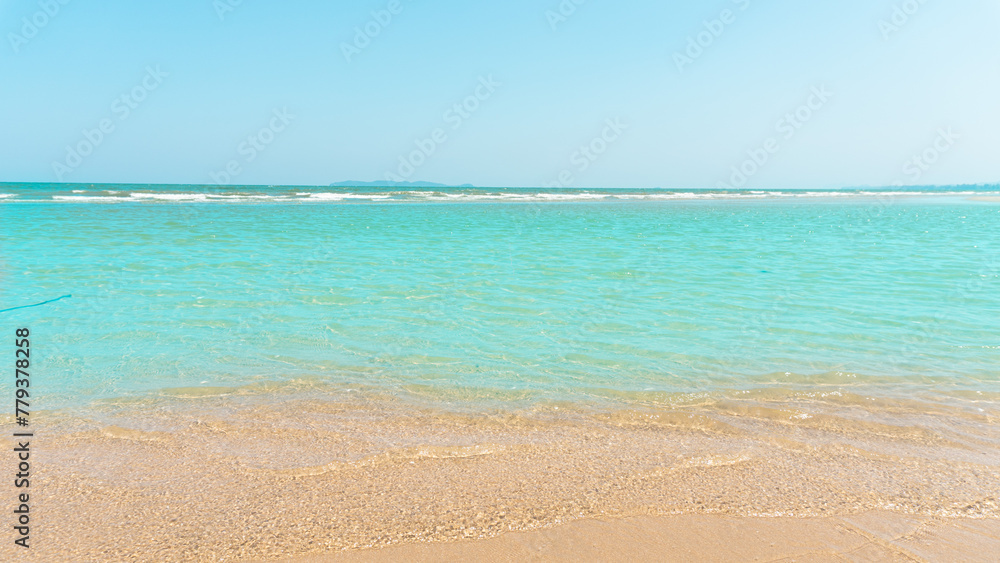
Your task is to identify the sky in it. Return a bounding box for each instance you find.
[1,0,998,189]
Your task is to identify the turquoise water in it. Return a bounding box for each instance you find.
[1,184,999,412]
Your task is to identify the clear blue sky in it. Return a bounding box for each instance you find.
[2,0,998,188]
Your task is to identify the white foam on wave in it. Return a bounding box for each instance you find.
[52,195,131,202]
[306,193,392,201]
[130,192,209,201]
[204,194,288,200]
[536,192,611,201]
[32,188,1000,203]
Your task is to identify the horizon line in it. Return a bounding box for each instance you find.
[2,182,999,191]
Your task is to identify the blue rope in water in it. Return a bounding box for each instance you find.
[0,294,72,314]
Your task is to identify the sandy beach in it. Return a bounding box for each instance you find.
[290,512,1000,562]
[10,388,998,561]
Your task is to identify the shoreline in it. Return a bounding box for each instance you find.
[9,392,999,561]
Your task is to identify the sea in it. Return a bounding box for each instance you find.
[1,183,998,417]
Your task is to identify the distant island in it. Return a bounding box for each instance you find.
[330,181,475,188]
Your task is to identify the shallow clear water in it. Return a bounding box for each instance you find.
[1,184,998,412]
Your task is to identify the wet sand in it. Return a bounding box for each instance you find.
[290,512,1000,562]
[7,389,999,561]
